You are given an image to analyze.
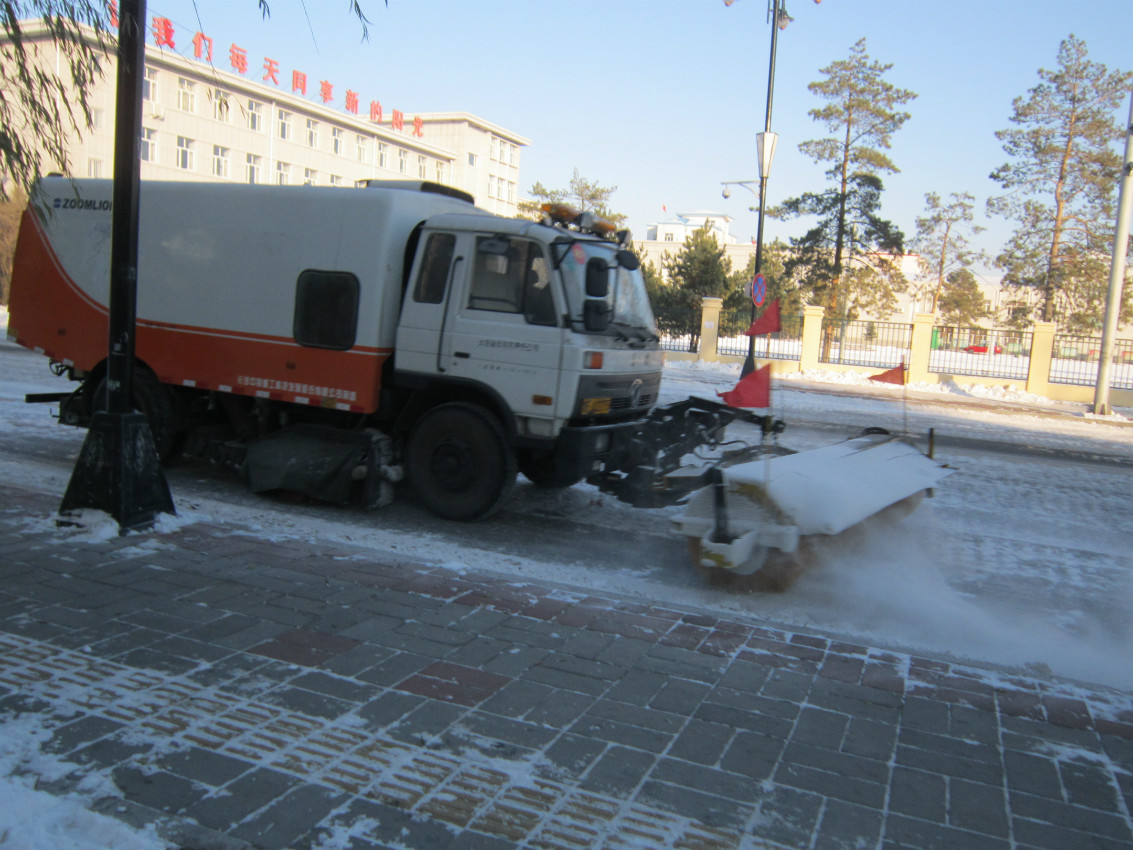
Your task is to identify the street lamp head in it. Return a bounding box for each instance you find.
[776,9,793,29]
[722,185,732,199]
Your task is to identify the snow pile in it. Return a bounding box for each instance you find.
[0,716,170,850]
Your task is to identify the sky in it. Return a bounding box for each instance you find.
[134,0,1133,280]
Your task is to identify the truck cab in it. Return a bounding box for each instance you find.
[394,204,663,517]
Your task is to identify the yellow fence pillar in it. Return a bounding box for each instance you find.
[799,306,825,371]
[1027,321,1057,396]
[699,297,723,363]
[908,313,936,384]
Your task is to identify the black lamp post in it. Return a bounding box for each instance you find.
[59,0,175,531]
[723,0,815,377]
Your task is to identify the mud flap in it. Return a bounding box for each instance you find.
[241,425,397,508]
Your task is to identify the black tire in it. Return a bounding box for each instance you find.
[94,368,181,464]
[518,449,582,489]
[407,402,516,521]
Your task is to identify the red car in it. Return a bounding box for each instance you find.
[963,342,1003,354]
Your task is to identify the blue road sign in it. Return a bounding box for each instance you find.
[752,273,766,306]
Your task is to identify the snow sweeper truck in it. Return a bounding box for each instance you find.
[7,177,950,579]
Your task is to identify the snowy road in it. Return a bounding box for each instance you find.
[3,331,1132,693]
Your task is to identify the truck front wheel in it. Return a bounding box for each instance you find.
[407,402,516,521]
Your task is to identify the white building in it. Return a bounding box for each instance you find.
[2,18,529,217]
[636,210,761,279]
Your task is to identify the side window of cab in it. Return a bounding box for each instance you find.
[413,232,456,304]
[469,237,557,326]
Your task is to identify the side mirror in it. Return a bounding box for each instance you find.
[616,249,639,271]
[585,257,609,297]
[583,299,612,332]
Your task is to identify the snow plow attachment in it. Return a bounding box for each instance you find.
[671,430,953,584]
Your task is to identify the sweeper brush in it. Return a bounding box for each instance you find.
[671,430,954,590]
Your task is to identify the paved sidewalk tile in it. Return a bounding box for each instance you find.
[0,487,1131,850]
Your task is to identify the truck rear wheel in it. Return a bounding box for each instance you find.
[407,402,516,521]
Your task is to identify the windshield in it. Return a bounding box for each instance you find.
[555,239,657,339]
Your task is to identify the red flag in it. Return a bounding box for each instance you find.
[717,365,771,408]
[744,299,781,336]
[869,361,907,385]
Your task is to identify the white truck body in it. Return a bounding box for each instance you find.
[9,178,665,519]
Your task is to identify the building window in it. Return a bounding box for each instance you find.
[468,152,477,167]
[247,99,263,131]
[356,135,368,163]
[306,119,319,148]
[332,127,344,155]
[664,233,674,242]
[490,137,499,161]
[329,174,342,187]
[142,67,158,102]
[487,176,495,199]
[87,158,102,178]
[176,136,194,170]
[510,144,518,166]
[435,161,445,184]
[246,154,261,184]
[177,78,195,112]
[91,108,103,131]
[304,168,317,185]
[278,109,292,140]
[377,142,387,169]
[398,149,407,174]
[212,89,230,122]
[508,181,516,203]
[212,145,230,178]
[276,161,290,185]
[140,128,156,162]
[418,155,427,179]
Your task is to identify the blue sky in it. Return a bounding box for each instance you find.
[145,0,1132,277]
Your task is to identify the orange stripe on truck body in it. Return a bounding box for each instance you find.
[8,208,386,413]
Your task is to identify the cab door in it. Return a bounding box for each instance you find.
[442,235,571,428]
[396,229,467,377]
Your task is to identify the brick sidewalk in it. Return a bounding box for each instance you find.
[1,484,1131,850]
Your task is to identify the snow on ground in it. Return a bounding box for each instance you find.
[3,305,1133,848]
[0,716,169,849]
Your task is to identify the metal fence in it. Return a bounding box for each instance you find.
[653,301,699,353]
[658,332,699,353]
[817,318,911,369]
[716,308,804,360]
[1049,334,1133,389]
[928,326,1032,380]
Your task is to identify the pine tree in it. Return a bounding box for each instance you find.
[989,35,1132,330]
[520,169,626,226]
[937,269,991,327]
[655,224,735,351]
[773,38,916,321]
[910,192,986,314]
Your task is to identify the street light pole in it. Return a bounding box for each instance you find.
[59,0,175,531]
[729,0,789,377]
[1093,84,1133,416]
